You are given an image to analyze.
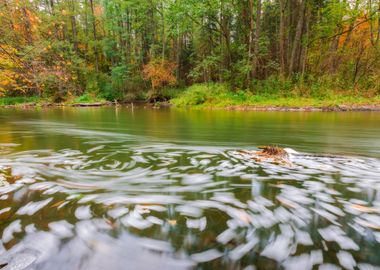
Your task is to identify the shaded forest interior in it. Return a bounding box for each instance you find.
[0,0,379,103]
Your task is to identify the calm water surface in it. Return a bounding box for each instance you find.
[0,107,380,270]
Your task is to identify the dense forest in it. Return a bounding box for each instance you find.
[0,0,379,103]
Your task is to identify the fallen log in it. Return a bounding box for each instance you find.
[70,102,108,107]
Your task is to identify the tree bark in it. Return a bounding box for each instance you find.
[289,0,306,74]
[252,0,262,78]
[279,0,287,76]
[247,0,254,82]
[89,0,99,72]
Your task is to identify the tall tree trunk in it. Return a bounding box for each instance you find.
[161,1,166,61]
[279,0,287,76]
[300,7,310,77]
[220,3,232,70]
[252,0,262,78]
[70,0,78,52]
[89,0,99,72]
[342,0,360,48]
[247,0,254,83]
[369,0,380,46]
[289,0,306,74]
[176,29,182,82]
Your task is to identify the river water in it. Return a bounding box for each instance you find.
[0,107,380,270]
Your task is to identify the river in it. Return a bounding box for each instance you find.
[0,107,380,270]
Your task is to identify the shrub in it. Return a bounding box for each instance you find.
[143,59,177,90]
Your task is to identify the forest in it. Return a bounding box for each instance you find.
[0,0,379,106]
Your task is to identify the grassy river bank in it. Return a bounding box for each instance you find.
[1,83,380,111]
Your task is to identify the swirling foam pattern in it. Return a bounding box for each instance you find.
[0,118,380,270]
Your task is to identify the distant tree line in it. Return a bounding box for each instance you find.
[0,0,379,101]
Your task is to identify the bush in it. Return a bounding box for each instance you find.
[72,93,101,103]
[0,96,39,106]
[171,83,232,106]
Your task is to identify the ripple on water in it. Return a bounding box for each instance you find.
[0,141,380,269]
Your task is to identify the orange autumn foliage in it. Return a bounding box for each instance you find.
[143,59,177,90]
[338,15,378,49]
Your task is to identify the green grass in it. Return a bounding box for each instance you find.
[0,96,40,106]
[171,83,380,108]
[0,93,106,106]
[69,93,106,104]
[2,83,379,109]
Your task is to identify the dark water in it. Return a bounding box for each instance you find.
[0,107,380,270]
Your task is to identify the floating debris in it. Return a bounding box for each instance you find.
[237,146,293,166]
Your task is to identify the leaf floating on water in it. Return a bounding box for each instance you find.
[349,204,378,214]
[167,220,177,226]
[50,200,65,209]
[355,219,380,231]
[277,196,298,209]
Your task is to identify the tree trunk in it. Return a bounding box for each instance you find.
[247,0,254,83]
[279,0,287,76]
[252,0,262,78]
[161,1,166,61]
[289,0,306,74]
[89,0,99,72]
[70,0,78,52]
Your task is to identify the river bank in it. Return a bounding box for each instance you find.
[2,100,380,111]
[1,83,380,111]
[1,99,380,111]
[0,99,380,112]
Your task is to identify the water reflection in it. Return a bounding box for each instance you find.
[0,110,379,269]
